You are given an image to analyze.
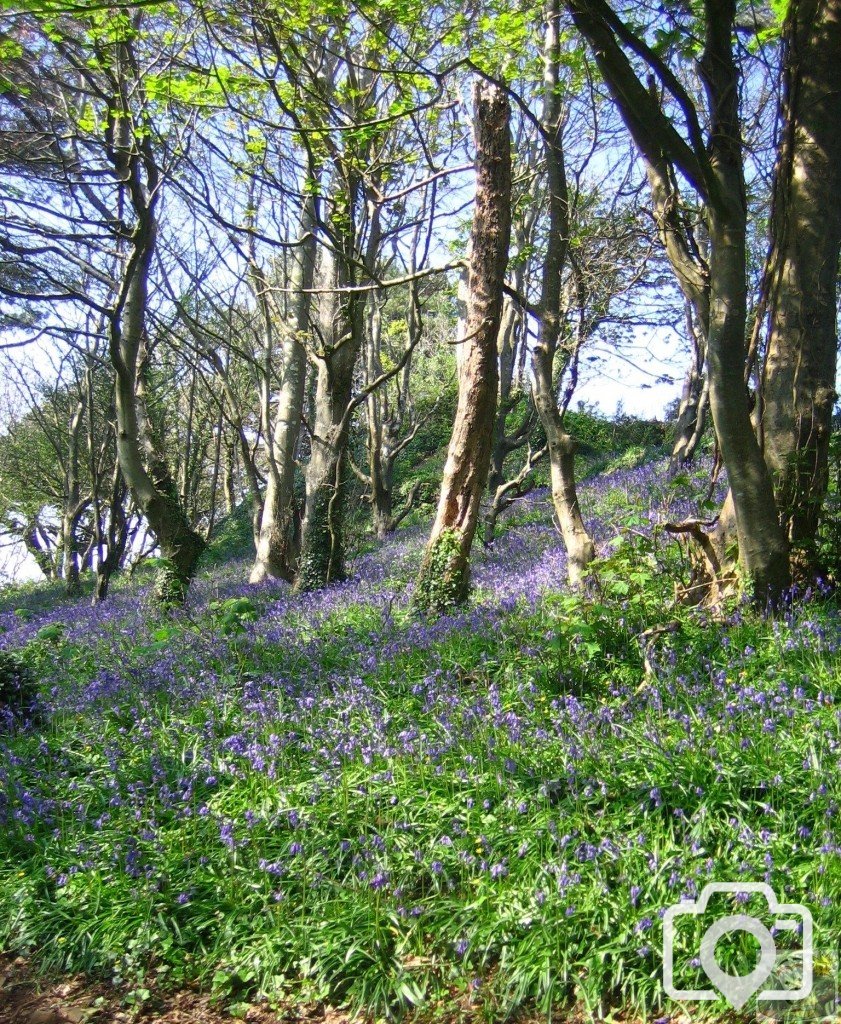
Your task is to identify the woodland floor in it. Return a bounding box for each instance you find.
[0,955,354,1024]
[1,451,838,1023]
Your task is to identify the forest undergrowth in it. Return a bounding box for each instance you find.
[0,454,839,1022]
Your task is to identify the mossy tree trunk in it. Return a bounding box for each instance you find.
[414,79,512,613]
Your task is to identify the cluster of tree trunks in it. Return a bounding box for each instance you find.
[566,0,840,604]
[2,0,838,613]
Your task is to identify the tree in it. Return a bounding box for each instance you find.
[529,0,596,586]
[564,0,791,601]
[0,7,206,603]
[760,0,841,572]
[414,79,512,612]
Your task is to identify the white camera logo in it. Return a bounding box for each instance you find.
[663,882,813,1010]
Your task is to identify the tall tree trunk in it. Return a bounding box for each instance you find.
[698,2,789,600]
[414,79,512,612]
[365,291,392,541]
[250,194,318,583]
[531,0,595,586]
[109,157,205,605]
[760,0,841,570]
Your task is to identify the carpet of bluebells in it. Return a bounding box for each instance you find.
[1,456,840,1019]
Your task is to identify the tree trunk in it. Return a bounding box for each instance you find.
[414,79,512,612]
[223,441,237,515]
[21,518,56,581]
[250,194,318,583]
[296,247,365,591]
[698,4,789,601]
[94,465,129,604]
[61,398,85,597]
[483,290,528,544]
[760,0,841,569]
[671,302,710,467]
[109,172,205,605]
[565,0,790,603]
[530,0,595,586]
[364,291,392,541]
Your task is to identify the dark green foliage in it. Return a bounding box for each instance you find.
[203,498,257,567]
[0,648,37,726]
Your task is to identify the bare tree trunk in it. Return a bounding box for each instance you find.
[414,80,512,612]
[62,398,85,597]
[698,3,789,601]
[760,0,841,570]
[365,292,392,541]
[250,194,318,583]
[671,302,710,466]
[108,137,205,604]
[530,0,595,586]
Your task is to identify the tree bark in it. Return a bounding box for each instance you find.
[530,0,595,586]
[698,3,789,600]
[760,0,841,568]
[296,246,366,591]
[365,291,392,540]
[250,194,318,583]
[109,152,205,605]
[414,79,512,612]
